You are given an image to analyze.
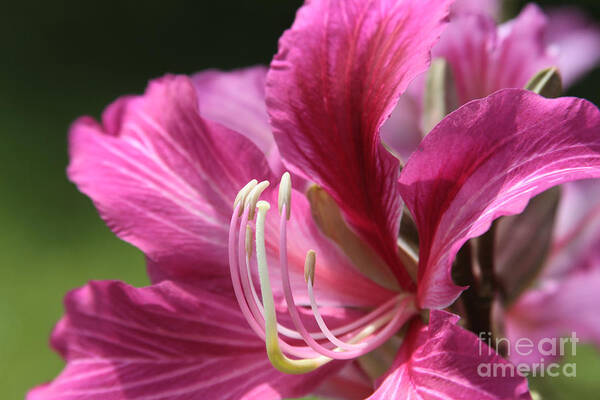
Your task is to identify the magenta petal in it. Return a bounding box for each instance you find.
[68,75,273,278]
[27,280,341,400]
[266,0,452,286]
[369,310,531,400]
[505,269,600,366]
[399,89,600,309]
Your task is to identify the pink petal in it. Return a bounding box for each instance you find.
[190,67,283,173]
[68,75,273,279]
[398,89,600,309]
[505,269,600,366]
[369,310,531,399]
[546,7,600,87]
[544,179,600,279]
[434,5,553,105]
[27,280,342,400]
[266,0,452,287]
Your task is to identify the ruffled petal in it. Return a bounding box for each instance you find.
[68,75,273,278]
[27,280,341,400]
[398,89,600,309]
[369,310,531,400]
[266,0,453,286]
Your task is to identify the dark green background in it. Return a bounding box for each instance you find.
[1,1,599,398]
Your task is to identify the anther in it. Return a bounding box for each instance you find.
[278,172,292,220]
[304,250,316,286]
[234,179,258,215]
[245,180,270,220]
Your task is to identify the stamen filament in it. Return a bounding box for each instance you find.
[237,203,320,358]
[256,201,331,374]
[279,203,368,356]
[228,202,267,339]
[232,201,321,359]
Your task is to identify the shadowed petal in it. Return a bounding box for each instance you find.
[27,280,342,400]
[191,67,283,173]
[546,7,600,87]
[380,80,425,162]
[399,89,600,309]
[494,188,560,302]
[266,0,453,287]
[68,75,273,278]
[369,310,531,400]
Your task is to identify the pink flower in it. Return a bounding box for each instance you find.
[383,3,600,159]
[29,0,600,398]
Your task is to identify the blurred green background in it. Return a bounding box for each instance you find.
[1,1,599,399]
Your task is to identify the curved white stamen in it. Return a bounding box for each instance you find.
[233,199,321,358]
[305,251,367,351]
[255,201,331,374]
[278,172,292,220]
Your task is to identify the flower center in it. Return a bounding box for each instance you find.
[228,173,416,374]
